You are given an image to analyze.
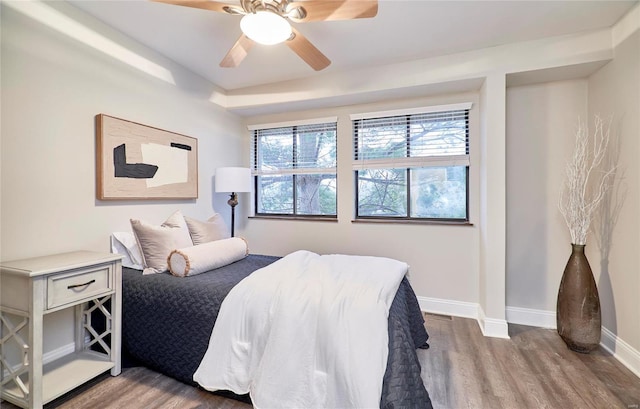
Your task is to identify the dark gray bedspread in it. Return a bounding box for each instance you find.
[122,254,432,408]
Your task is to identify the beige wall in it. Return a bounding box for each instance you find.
[1,3,244,351]
[2,0,638,371]
[1,3,245,261]
[588,30,640,359]
[242,93,481,306]
[505,30,640,368]
[506,79,588,312]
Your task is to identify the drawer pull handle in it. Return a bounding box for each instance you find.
[67,279,96,289]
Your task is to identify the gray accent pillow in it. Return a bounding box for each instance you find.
[184,214,230,245]
[131,210,193,275]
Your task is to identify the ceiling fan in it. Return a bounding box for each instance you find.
[151,0,378,71]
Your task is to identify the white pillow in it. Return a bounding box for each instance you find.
[130,210,193,275]
[184,213,230,245]
[110,232,144,270]
[168,237,248,277]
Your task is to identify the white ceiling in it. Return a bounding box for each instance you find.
[68,0,637,94]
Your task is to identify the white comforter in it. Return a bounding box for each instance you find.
[193,250,408,409]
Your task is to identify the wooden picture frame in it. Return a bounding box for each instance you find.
[96,114,198,200]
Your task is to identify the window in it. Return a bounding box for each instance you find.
[352,103,471,221]
[251,119,337,217]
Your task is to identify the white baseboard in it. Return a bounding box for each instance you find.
[3,341,81,378]
[478,305,510,339]
[601,326,640,379]
[417,296,478,319]
[506,306,556,329]
[43,341,77,365]
[417,296,509,339]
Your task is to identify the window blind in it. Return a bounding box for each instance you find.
[352,107,469,170]
[251,122,337,176]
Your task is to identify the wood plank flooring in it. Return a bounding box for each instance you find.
[2,315,639,408]
[421,314,640,408]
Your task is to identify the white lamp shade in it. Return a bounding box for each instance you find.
[215,167,252,193]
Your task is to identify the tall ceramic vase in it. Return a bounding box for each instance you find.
[556,244,601,353]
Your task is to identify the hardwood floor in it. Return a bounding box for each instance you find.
[2,315,639,408]
[421,314,640,409]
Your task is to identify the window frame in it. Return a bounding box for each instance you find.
[351,103,472,222]
[250,118,338,218]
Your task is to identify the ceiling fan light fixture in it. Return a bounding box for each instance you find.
[240,11,292,45]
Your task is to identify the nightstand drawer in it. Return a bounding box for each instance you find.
[47,265,113,309]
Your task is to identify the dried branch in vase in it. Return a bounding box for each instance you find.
[559,115,616,245]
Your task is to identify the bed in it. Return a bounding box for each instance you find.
[121,253,433,408]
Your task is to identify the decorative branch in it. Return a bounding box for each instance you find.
[559,115,616,245]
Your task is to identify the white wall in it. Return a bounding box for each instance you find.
[1,3,244,352]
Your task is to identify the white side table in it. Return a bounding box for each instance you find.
[0,251,123,409]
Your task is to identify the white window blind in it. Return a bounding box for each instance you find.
[352,105,470,170]
[251,121,337,176]
[352,104,471,220]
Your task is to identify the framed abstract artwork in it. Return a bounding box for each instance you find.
[96,114,198,200]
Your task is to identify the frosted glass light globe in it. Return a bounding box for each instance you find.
[240,11,292,45]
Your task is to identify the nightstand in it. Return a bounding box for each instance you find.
[0,251,123,409]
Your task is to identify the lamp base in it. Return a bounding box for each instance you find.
[227,192,238,237]
[227,192,238,208]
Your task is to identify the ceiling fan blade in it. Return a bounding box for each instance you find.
[286,27,330,71]
[220,35,255,68]
[287,0,378,22]
[150,0,237,14]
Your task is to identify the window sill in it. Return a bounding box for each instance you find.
[247,216,473,226]
[351,218,473,226]
[249,215,338,222]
